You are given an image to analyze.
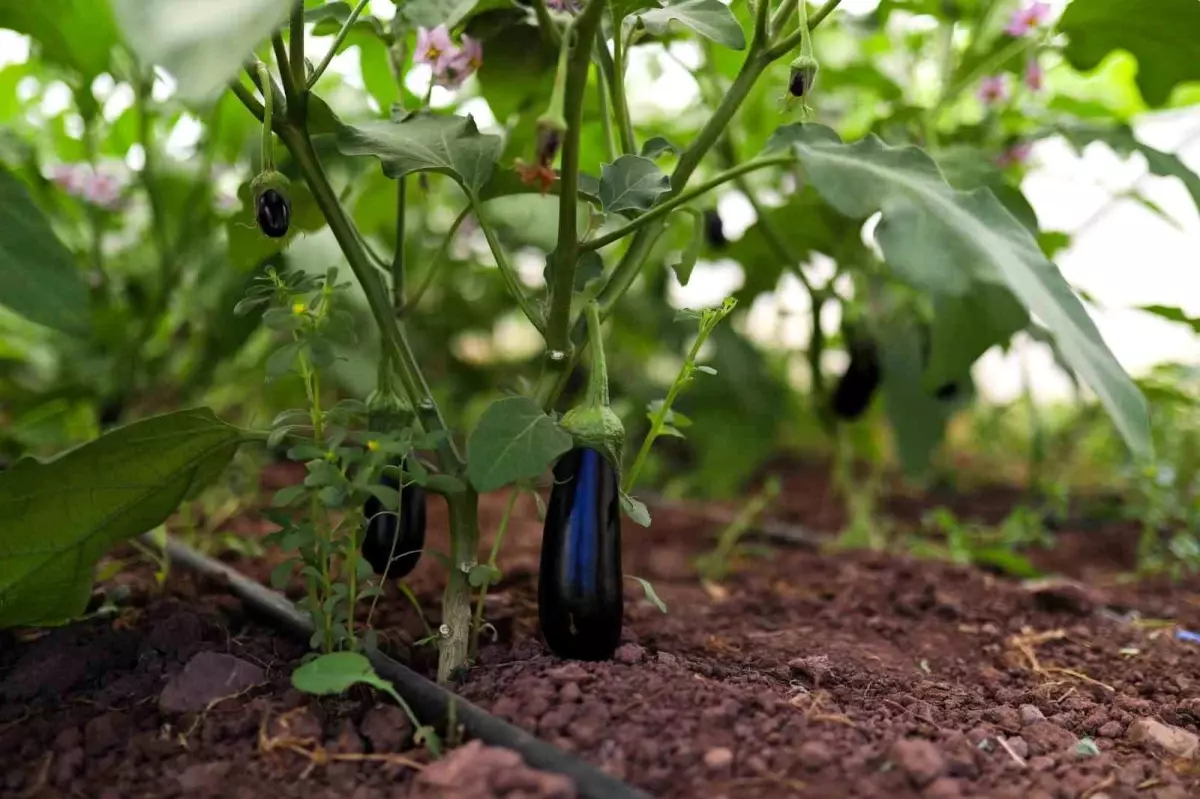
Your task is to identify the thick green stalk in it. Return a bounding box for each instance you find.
[289,1,306,97]
[768,0,844,58]
[438,488,480,683]
[608,29,636,153]
[547,0,608,360]
[393,177,407,314]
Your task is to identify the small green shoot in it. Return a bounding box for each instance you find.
[695,475,781,583]
[625,574,668,612]
[292,651,442,756]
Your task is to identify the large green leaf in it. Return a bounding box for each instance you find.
[336,113,503,196]
[1054,124,1200,219]
[0,409,243,627]
[479,194,589,252]
[465,396,572,492]
[1138,305,1200,335]
[631,0,746,50]
[924,285,1028,391]
[598,155,672,215]
[112,0,291,105]
[0,167,90,337]
[0,1,120,79]
[765,124,1151,458]
[1057,0,1200,107]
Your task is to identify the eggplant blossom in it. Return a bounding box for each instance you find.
[1024,57,1044,92]
[977,74,1010,106]
[415,26,483,90]
[995,141,1033,169]
[1005,1,1051,37]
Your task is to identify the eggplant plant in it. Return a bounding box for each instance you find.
[9,0,1200,686]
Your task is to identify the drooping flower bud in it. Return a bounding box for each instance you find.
[788,54,819,100]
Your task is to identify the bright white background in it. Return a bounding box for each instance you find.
[2,0,1196,404]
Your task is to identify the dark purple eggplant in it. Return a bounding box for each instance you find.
[831,324,880,420]
[704,209,727,250]
[538,446,623,661]
[255,188,290,238]
[361,459,426,579]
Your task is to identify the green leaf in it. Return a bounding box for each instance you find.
[624,575,667,612]
[480,194,591,252]
[112,0,292,106]
[666,208,702,285]
[1055,124,1200,220]
[0,409,242,627]
[0,167,90,336]
[620,491,651,527]
[292,651,403,700]
[598,155,671,214]
[924,285,1028,392]
[1138,305,1200,334]
[466,396,573,492]
[878,317,959,477]
[0,1,120,79]
[1058,0,1200,107]
[402,0,483,30]
[765,124,1151,459]
[631,0,747,51]
[467,563,502,587]
[336,112,502,195]
[640,136,678,160]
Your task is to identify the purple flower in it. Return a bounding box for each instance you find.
[84,172,124,210]
[1005,1,1051,37]
[995,141,1033,169]
[416,26,482,90]
[48,163,125,210]
[49,163,87,195]
[977,75,1010,106]
[1024,57,1044,91]
[415,25,458,72]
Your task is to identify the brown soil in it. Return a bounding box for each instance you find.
[3,463,1199,799]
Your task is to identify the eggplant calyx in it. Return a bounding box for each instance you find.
[559,302,624,468]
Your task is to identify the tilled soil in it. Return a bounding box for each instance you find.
[3,465,1199,799]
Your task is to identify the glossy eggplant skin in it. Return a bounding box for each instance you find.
[831,329,881,421]
[361,460,426,579]
[704,209,727,250]
[539,447,623,661]
[255,188,291,239]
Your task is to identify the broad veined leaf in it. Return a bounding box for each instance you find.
[466,396,573,492]
[113,0,291,106]
[598,155,671,214]
[1054,124,1200,219]
[0,1,120,79]
[1057,0,1200,107]
[935,145,1039,233]
[631,0,746,50]
[765,124,1150,458]
[336,112,502,195]
[479,193,590,252]
[0,409,244,627]
[0,167,90,337]
[402,0,482,30]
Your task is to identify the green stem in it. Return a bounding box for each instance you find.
[401,205,472,316]
[594,43,619,160]
[272,34,296,101]
[393,177,407,314]
[672,53,768,191]
[289,1,307,96]
[582,302,609,407]
[470,195,546,333]
[608,28,636,154]
[547,0,608,361]
[258,65,275,170]
[531,0,561,47]
[438,488,480,683]
[767,0,844,59]
[583,155,795,252]
[469,488,519,658]
[308,0,370,88]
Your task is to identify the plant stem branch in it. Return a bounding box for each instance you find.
[595,56,619,161]
[607,29,636,153]
[546,0,606,363]
[229,80,266,122]
[401,205,472,315]
[767,0,844,59]
[469,488,519,658]
[672,53,768,190]
[470,196,546,333]
[308,0,370,88]
[272,34,297,100]
[438,489,479,683]
[583,155,794,252]
[290,0,307,93]
[393,177,407,314]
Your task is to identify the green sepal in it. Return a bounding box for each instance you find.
[559,302,624,469]
[250,169,291,203]
[788,54,819,99]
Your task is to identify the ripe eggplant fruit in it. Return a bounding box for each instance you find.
[831,326,881,421]
[539,446,623,661]
[256,188,291,238]
[704,209,727,250]
[361,460,427,579]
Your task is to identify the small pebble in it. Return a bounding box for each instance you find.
[703,747,734,770]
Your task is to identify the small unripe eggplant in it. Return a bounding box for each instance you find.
[251,169,291,239]
[830,325,881,421]
[361,459,427,579]
[704,209,727,250]
[539,446,623,661]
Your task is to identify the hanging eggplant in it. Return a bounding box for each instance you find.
[539,303,625,661]
[361,459,427,579]
[361,371,426,579]
[830,320,881,421]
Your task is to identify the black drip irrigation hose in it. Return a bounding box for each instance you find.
[159,537,653,799]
